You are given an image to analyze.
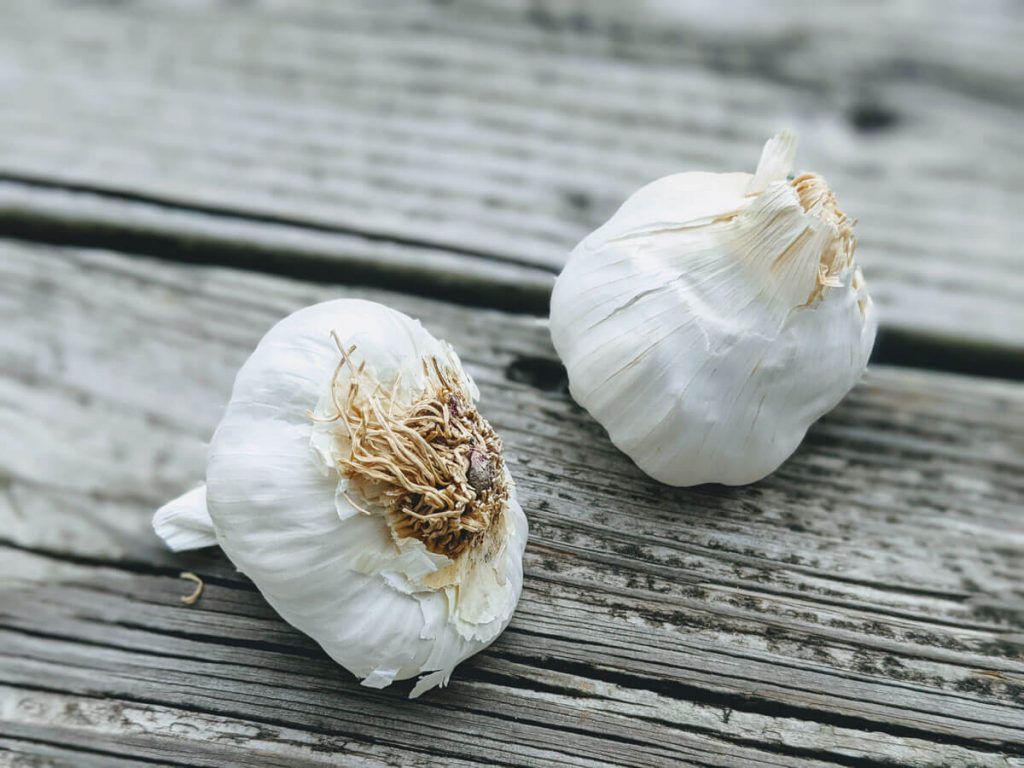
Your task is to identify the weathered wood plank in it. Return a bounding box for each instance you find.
[1,0,1022,352]
[3,549,1022,768]
[1,240,1022,766]
[0,179,553,315]
[0,684,491,768]
[0,737,178,768]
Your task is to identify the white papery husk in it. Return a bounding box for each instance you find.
[550,132,877,486]
[153,299,527,697]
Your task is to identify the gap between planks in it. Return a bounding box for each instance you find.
[0,178,1021,381]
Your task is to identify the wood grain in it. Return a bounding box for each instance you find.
[1,240,1021,766]
[0,179,554,314]
[0,0,1022,352]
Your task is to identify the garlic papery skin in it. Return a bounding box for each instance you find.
[549,132,876,487]
[153,299,527,697]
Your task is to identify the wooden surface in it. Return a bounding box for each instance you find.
[2,243,1023,767]
[1,0,1023,352]
[1,1,1023,766]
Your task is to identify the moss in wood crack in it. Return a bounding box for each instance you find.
[979,639,1024,659]
[863,621,896,639]
[808,646,835,664]
[629,576,655,593]
[851,649,882,676]
[954,677,994,697]
[61,701,92,726]
[540,557,561,573]
[892,668,932,686]
[726,595,763,612]
[1005,684,1024,705]
[904,630,969,653]
[879,655,907,673]
[970,602,1024,628]
[613,542,647,560]
[827,618,860,630]
[783,609,820,624]
[631,606,731,635]
[762,625,787,652]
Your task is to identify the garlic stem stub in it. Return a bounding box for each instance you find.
[153,300,527,697]
[549,132,876,486]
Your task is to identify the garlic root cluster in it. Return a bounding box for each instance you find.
[549,132,876,486]
[320,337,508,558]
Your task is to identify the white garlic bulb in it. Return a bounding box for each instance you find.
[550,132,876,486]
[153,299,527,697]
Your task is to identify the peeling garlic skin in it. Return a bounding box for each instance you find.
[550,132,876,486]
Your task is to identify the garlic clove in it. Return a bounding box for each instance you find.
[550,132,876,487]
[154,299,526,696]
[153,485,216,552]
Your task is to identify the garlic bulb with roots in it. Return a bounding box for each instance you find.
[153,299,527,697]
[549,132,876,486]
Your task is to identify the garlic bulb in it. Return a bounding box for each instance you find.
[153,300,527,696]
[550,132,876,486]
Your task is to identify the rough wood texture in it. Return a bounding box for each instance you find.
[1,241,1022,767]
[1,0,1023,352]
[0,179,554,314]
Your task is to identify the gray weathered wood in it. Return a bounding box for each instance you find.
[1,240,1022,766]
[1,0,1023,352]
[0,179,554,314]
